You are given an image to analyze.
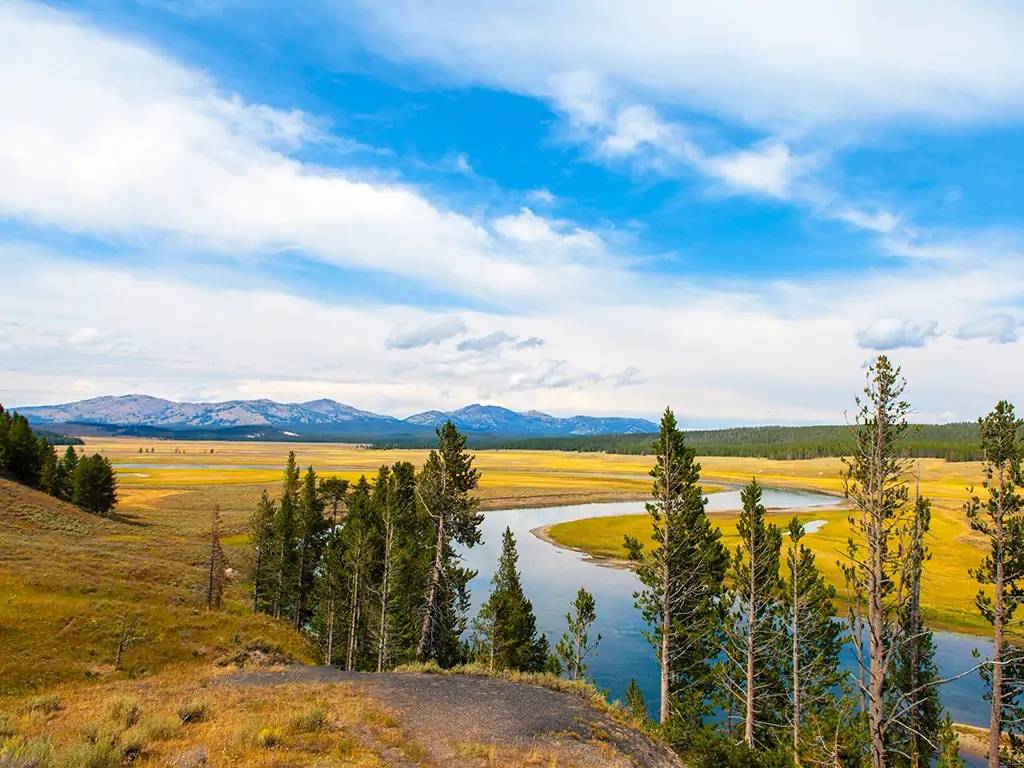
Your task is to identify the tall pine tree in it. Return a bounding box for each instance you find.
[723,477,785,750]
[416,421,482,666]
[966,400,1024,768]
[472,527,547,672]
[625,407,728,733]
[784,516,846,766]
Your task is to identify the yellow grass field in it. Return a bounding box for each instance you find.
[547,456,992,636]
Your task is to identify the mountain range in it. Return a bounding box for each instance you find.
[15,395,657,441]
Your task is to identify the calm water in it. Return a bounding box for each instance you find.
[462,490,993,735]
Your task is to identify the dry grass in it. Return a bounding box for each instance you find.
[0,669,428,767]
[0,478,312,699]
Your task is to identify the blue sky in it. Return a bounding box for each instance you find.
[2,1,1023,424]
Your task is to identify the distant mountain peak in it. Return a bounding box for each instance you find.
[16,395,657,439]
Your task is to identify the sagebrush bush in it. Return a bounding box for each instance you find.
[288,705,326,734]
[0,735,54,768]
[106,696,142,729]
[255,726,283,749]
[24,695,60,715]
[177,698,208,725]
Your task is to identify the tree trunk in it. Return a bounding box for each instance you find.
[293,535,306,629]
[418,512,446,661]
[792,560,801,766]
[377,519,394,673]
[325,598,335,666]
[252,546,262,612]
[744,521,756,748]
[989,514,1005,768]
[659,529,671,724]
[346,569,360,671]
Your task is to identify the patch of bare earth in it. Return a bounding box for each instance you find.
[217,667,683,768]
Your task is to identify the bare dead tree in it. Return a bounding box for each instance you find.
[204,505,227,610]
[114,612,144,671]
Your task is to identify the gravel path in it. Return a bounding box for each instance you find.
[217,666,683,768]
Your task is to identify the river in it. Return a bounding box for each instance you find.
[462,489,991,762]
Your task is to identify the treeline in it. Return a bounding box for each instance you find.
[247,422,600,678]
[0,403,118,515]
[488,422,984,460]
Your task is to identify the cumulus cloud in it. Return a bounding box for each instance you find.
[856,318,940,350]
[955,315,1020,344]
[515,336,545,349]
[0,1,631,307]
[456,331,515,352]
[344,1,1024,130]
[386,317,467,349]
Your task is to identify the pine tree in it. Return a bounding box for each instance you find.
[314,526,347,666]
[473,527,547,672]
[841,356,924,768]
[5,414,43,487]
[625,407,728,730]
[372,462,420,671]
[965,401,1024,768]
[272,452,300,619]
[555,587,601,680]
[39,445,60,496]
[935,715,965,768]
[319,476,349,525]
[381,461,427,667]
[888,489,942,768]
[784,516,846,766]
[249,490,276,612]
[72,454,118,514]
[341,476,375,671]
[723,477,784,750]
[293,466,326,629]
[58,446,78,499]
[203,505,227,609]
[626,679,648,722]
[417,421,482,665]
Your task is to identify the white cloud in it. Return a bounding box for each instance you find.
[525,188,556,205]
[456,331,516,352]
[956,315,1020,344]
[4,252,1024,423]
[343,1,1024,130]
[0,1,632,307]
[386,317,467,349]
[856,318,940,350]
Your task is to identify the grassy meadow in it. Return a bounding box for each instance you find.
[0,437,994,709]
[547,456,991,636]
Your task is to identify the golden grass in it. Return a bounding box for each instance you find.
[547,456,993,635]
[0,669,426,767]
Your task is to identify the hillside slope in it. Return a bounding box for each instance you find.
[0,478,309,697]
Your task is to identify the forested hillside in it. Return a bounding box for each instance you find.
[484,422,983,460]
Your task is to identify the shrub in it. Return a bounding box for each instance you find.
[177,699,208,725]
[0,735,54,768]
[55,739,118,768]
[134,714,179,742]
[255,726,283,749]
[106,696,141,729]
[288,706,326,734]
[24,695,60,715]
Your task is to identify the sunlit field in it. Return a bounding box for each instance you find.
[96,439,988,637]
[547,456,991,636]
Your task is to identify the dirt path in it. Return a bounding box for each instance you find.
[217,666,683,768]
